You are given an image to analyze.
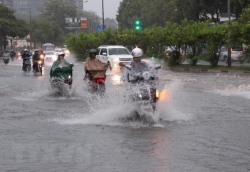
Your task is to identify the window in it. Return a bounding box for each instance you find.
[100,48,107,55]
[108,48,130,55]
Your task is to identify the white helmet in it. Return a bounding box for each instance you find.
[131,48,143,57]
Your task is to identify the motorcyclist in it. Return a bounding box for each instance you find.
[84,49,109,81]
[122,47,150,81]
[32,50,41,71]
[10,50,16,60]
[22,49,31,70]
[50,53,73,79]
[3,50,10,57]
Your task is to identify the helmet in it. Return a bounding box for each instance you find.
[35,50,39,54]
[131,48,143,57]
[58,53,65,56]
[24,49,28,52]
[89,49,97,55]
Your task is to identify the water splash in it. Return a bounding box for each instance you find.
[213,84,250,99]
[156,80,193,121]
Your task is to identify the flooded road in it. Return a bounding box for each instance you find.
[0,57,250,172]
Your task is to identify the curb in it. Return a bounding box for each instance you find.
[164,67,250,74]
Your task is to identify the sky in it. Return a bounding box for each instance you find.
[83,0,123,19]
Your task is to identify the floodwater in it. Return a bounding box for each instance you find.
[0,57,250,172]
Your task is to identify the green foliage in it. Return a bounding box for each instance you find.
[41,0,77,32]
[66,8,250,67]
[117,0,249,27]
[0,4,29,50]
[30,19,64,46]
[167,50,181,67]
[237,7,250,46]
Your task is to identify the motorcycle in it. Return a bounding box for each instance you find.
[50,64,74,97]
[33,60,43,75]
[84,70,106,94]
[120,63,161,117]
[23,57,31,73]
[50,75,73,97]
[3,53,10,64]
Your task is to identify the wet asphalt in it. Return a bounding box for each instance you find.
[0,57,250,172]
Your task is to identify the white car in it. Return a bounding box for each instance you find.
[54,48,65,56]
[45,51,57,61]
[97,45,133,69]
[220,46,244,62]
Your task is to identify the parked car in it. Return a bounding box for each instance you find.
[219,46,244,63]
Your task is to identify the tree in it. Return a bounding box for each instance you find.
[0,4,29,51]
[104,18,118,30]
[41,0,77,32]
[30,18,64,48]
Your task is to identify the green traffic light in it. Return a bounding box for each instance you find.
[135,26,140,30]
[135,20,140,25]
[151,56,155,60]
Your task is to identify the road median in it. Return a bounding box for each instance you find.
[163,65,250,74]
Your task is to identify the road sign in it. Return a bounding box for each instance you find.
[80,18,87,28]
[14,42,17,46]
[96,24,106,31]
[65,17,88,29]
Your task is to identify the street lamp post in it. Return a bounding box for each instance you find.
[102,0,104,30]
[83,0,88,11]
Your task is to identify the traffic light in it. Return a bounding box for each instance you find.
[134,20,141,30]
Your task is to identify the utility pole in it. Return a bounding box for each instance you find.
[227,0,231,67]
[102,0,105,30]
[29,11,32,47]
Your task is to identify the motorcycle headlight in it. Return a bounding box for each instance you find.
[113,58,119,62]
[40,55,44,59]
[156,90,160,98]
[68,75,71,79]
[38,61,42,64]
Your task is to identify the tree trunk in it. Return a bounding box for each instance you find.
[3,37,7,51]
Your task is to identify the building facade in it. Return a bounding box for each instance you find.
[1,0,48,15]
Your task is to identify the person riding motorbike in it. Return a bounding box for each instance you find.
[10,50,16,60]
[84,49,109,81]
[22,49,31,70]
[3,50,10,57]
[50,53,73,79]
[32,50,41,71]
[120,47,150,82]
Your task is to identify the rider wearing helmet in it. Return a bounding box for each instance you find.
[50,52,73,78]
[21,49,31,70]
[32,50,40,71]
[130,47,149,78]
[84,49,109,80]
[10,49,16,60]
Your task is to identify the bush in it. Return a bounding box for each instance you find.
[167,50,181,66]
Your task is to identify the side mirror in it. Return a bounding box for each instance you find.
[102,52,107,56]
[70,63,74,67]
